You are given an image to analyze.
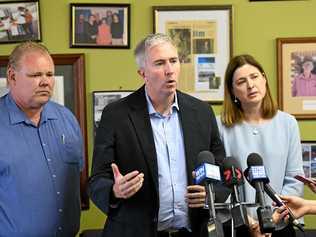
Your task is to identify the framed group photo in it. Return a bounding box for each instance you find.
[70,3,130,48]
[277,37,316,119]
[153,5,232,103]
[0,0,41,44]
[92,90,132,137]
[301,141,316,179]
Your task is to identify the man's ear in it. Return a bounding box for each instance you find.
[7,66,16,84]
[137,69,145,79]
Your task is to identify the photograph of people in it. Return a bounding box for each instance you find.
[217,54,304,237]
[0,3,39,42]
[291,57,316,97]
[73,6,127,47]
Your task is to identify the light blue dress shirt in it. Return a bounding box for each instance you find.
[145,90,189,231]
[0,93,83,237]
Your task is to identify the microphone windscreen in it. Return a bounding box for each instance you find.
[196,151,215,166]
[246,153,269,183]
[223,156,241,170]
[223,157,243,186]
[247,153,263,167]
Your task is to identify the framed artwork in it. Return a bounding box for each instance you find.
[92,90,132,137]
[0,0,41,44]
[277,37,316,119]
[70,3,130,48]
[301,141,316,178]
[153,5,232,103]
[0,54,89,210]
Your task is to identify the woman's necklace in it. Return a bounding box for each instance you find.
[252,127,259,135]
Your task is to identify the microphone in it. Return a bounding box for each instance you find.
[194,151,224,237]
[263,181,304,232]
[245,153,304,231]
[246,153,275,234]
[223,157,249,229]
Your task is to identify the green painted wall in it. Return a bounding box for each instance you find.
[1,0,315,233]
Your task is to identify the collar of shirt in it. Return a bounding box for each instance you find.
[5,93,58,126]
[297,73,316,80]
[144,88,179,117]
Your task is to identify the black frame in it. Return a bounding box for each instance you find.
[70,3,130,49]
[0,0,41,44]
[92,90,133,138]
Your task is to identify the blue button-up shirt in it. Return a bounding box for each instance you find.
[145,91,189,231]
[0,93,83,237]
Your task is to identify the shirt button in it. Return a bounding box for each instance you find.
[52,174,56,178]
[58,208,63,212]
[58,227,62,231]
[47,158,51,162]
[57,191,60,195]
[43,143,46,146]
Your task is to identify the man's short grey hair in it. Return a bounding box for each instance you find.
[134,33,177,68]
[8,41,51,71]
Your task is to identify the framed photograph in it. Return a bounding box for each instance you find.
[153,5,232,103]
[0,0,41,44]
[301,141,316,178]
[0,54,89,210]
[93,90,132,137]
[277,37,316,119]
[70,3,130,48]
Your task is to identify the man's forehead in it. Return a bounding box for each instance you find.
[146,43,178,59]
[19,50,53,64]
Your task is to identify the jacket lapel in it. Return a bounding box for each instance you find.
[127,87,159,195]
[177,92,198,185]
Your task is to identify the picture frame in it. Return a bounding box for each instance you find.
[0,54,89,210]
[93,90,133,137]
[301,141,316,178]
[153,5,232,103]
[70,3,130,48]
[277,37,316,119]
[0,0,41,44]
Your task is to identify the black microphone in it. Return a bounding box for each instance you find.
[263,182,304,232]
[194,151,224,237]
[223,157,249,229]
[246,153,275,234]
[245,153,304,231]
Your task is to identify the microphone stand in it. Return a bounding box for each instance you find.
[214,202,257,237]
[206,183,224,237]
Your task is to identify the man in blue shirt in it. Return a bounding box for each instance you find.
[0,42,83,237]
[89,33,228,237]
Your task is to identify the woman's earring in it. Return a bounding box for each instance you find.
[234,96,238,103]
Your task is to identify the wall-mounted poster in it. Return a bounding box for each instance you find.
[153,5,232,103]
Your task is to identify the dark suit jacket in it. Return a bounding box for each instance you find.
[88,86,229,237]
